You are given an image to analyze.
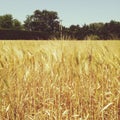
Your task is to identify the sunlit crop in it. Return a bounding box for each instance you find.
[0,40,120,120]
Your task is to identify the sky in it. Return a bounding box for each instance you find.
[0,0,120,27]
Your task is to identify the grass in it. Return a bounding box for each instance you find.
[0,40,120,120]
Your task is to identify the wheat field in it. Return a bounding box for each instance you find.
[0,40,120,120]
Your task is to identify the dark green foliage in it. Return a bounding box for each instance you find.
[0,14,22,30]
[24,10,60,36]
[0,14,13,29]
[0,11,120,40]
[0,29,50,40]
[12,19,23,30]
[99,21,120,39]
[65,21,120,40]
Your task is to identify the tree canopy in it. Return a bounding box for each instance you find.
[0,10,120,40]
[0,14,22,30]
[24,10,60,37]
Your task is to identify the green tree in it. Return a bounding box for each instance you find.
[24,15,32,31]
[0,14,22,30]
[0,14,13,29]
[13,19,22,30]
[24,10,60,35]
[100,20,120,39]
[69,25,81,39]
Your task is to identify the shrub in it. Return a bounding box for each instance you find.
[84,34,100,40]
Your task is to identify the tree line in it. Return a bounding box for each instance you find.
[0,9,120,40]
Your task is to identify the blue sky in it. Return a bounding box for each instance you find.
[0,0,120,27]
